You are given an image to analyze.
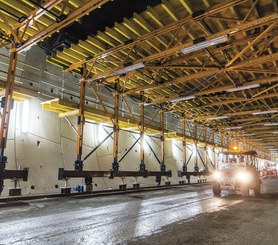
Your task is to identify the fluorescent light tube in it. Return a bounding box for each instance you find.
[114,62,145,75]
[170,95,196,103]
[264,123,278,126]
[252,139,263,141]
[225,126,242,130]
[180,35,229,55]
[252,110,278,115]
[238,133,255,136]
[206,116,228,121]
[226,83,260,93]
[273,132,278,134]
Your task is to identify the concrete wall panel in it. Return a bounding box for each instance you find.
[1,99,214,197]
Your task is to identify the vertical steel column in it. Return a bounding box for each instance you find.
[182,119,187,172]
[204,126,207,170]
[220,132,223,149]
[194,122,199,172]
[160,111,166,172]
[226,133,230,150]
[112,80,120,172]
[212,130,217,168]
[0,45,17,194]
[219,132,224,168]
[75,65,87,171]
[139,104,146,171]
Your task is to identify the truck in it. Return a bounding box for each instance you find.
[212,150,261,197]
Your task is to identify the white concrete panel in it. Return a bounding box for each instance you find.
[27,100,61,144]
[60,117,77,142]
[1,99,214,197]
[15,132,64,195]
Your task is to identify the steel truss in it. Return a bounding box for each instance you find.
[0,0,109,195]
[0,0,276,194]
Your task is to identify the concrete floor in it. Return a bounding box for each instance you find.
[0,180,278,245]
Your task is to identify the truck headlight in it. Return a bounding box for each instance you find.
[213,171,222,181]
[236,171,252,183]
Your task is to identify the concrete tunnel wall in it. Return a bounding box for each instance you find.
[1,99,214,197]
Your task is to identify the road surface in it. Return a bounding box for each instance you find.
[1,180,278,244]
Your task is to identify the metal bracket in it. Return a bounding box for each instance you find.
[58,168,172,180]
[0,168,29,181]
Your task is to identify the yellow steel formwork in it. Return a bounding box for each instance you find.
[0,0,276,153]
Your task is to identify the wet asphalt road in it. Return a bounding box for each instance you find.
[0,180,278,245]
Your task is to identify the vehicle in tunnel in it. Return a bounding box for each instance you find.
[261,162,278,179]
[212,150,261,197]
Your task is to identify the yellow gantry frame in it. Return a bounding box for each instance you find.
[0,0,110,163]
[0,0,276,163]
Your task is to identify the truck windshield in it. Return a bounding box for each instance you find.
[218,154,246,170]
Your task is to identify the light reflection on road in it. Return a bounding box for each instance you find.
[0,186,243,245]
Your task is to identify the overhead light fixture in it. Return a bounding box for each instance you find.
[179,35,229,55]
[113,62,145,75]
[226,83,260,93]
[93,62,145,80]
[273,132,278,134]
[252,110,278,115]
[264,123,278,126]
[170,95,196,103]
[206,116,228,121]
[238,133,256,136]
[252,139,263,141]
[225,126,243,130]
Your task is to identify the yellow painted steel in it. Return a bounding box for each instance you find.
[0,0,85,44]
[41,98,161,134]
[0,0,276,152]
[41,99,218,148]
[0,89,32,102]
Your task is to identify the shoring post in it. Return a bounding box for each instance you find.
[75,64,87,171]
[160,110,166,172]
[112,80,120,172]
[223,134,226,163]
[182,119,187,172]
[194,122,199,172]
[212,130,217,168]
[220,131,223,150]
[204,126,208,170]
[226,132,230,150]
[139,104,146,171]
[0,44,17,194]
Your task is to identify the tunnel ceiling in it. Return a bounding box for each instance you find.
[0,0,277,153]
[38,0,162,55]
